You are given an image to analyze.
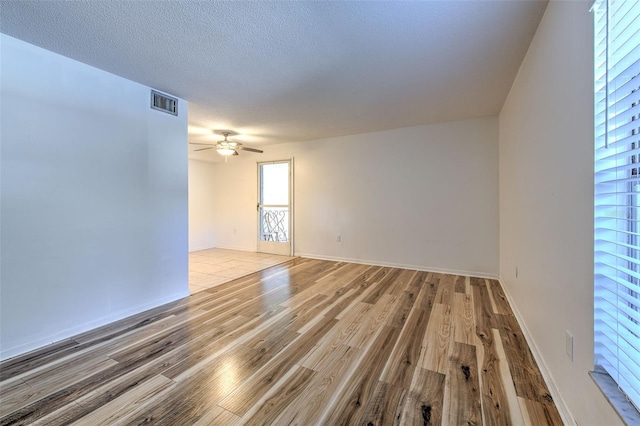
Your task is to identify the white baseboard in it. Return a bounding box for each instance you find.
[209,244,257,253]
[189,243,215,252]
[296,252,498,279]
[0,290,189,361]
[497,278,576,425]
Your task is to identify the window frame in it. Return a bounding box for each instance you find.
[592,0,640,422]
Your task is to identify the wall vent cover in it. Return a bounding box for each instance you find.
[151,90,178,116]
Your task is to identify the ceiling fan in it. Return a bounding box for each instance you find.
[189,131,263,158]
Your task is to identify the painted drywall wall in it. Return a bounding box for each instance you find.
[0,35,189,360]
[188,160,217,252]
[499,2,621,424]
[209,117,499,277]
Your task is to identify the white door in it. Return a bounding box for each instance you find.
[257,160,292,255]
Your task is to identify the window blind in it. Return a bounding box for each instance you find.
[594,0,640,410]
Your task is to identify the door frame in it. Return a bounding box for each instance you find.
[256,158,294,256]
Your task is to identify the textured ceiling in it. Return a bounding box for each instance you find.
[0,0,547,161]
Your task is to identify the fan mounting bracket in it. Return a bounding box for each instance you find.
[213,130,237,137]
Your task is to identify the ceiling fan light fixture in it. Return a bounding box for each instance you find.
[188,130,262,158]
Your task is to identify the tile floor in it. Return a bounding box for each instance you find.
[189,247,295,294]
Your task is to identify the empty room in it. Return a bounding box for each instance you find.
[1,0,638,425]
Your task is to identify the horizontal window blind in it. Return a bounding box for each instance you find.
[594,0,640,410]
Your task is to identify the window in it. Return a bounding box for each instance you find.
[594,0,640,415]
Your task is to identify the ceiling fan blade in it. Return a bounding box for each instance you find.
[188,142,216,146]
[232,150,239,156]
[194,147,214,152]
[238,146,263,153]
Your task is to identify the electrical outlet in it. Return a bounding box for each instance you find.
[336,235,341,243]
[515,266,518,278]
[566,331,574,361]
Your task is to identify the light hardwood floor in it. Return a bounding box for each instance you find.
[0,258,562,425]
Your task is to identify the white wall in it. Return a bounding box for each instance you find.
[499,2,621,424]
[210,117,499,277]
[0,35,189,360]
[188,160,217,251]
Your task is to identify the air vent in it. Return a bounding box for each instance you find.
[151,90,178,116]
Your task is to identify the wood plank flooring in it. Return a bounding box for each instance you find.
[0,258,563,425]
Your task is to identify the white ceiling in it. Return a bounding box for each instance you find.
[0,0,547,161]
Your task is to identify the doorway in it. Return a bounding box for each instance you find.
[258,159,293,256]
[257,160,293,256]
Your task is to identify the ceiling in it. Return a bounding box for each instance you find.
[0,0,548,161]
